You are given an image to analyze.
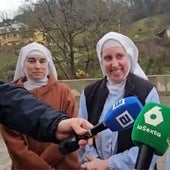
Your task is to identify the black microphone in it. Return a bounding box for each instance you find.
[135,145,155,170]
[58,123,107,154]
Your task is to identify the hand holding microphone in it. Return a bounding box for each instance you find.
[132,102,170,170]
[58,96,143,154]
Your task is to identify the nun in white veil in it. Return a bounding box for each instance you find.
[78,32,160,170]
[13,42,57,90]
[96,31,148,80]
[1,42,80,169]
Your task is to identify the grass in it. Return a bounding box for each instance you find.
[0,51,17,65]
[125,13,169,42]
[0,51,18,80]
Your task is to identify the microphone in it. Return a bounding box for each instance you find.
[132,102,170,170]
[59,96,143,154]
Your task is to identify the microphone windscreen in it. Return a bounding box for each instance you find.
[104,96,143,131]
[58,96,143,154]
[132,102,170,156]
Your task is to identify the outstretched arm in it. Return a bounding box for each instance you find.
[0,81,67,142]
[0,81,94,147]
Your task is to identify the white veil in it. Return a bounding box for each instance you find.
[96,31,148,80]
[13,42,58,81]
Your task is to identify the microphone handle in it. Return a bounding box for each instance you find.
[58,123,107,154]
[91,122,107,135]
[135,145,155,170]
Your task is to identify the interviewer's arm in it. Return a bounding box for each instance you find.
[0,81,94,147]
[0,81,67,143]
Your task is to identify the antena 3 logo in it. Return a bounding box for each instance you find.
[137,106,163,138]
[116,111,134,128]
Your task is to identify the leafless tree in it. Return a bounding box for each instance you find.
[15,0,131,79]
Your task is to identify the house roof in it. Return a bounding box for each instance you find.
[0,21,28,34]
[155,26,170,37]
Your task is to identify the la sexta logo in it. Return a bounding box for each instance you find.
[144,106,163,126]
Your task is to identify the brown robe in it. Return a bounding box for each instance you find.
[0,75,80,170]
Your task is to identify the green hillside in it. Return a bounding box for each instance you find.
[0,51,18,80]
[125,13,169,42]
[0,13,169,80]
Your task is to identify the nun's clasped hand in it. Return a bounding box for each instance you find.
[80,154,108,170]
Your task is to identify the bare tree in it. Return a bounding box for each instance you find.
[15,0,131,79]
[29,0,91,78]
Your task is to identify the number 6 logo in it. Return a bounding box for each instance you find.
[144,106,163,126]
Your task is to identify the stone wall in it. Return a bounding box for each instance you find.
[60,75,170,105]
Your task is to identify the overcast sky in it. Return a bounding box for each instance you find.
[0,0,24,18]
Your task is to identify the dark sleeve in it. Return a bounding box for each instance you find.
[0,81,68,143]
